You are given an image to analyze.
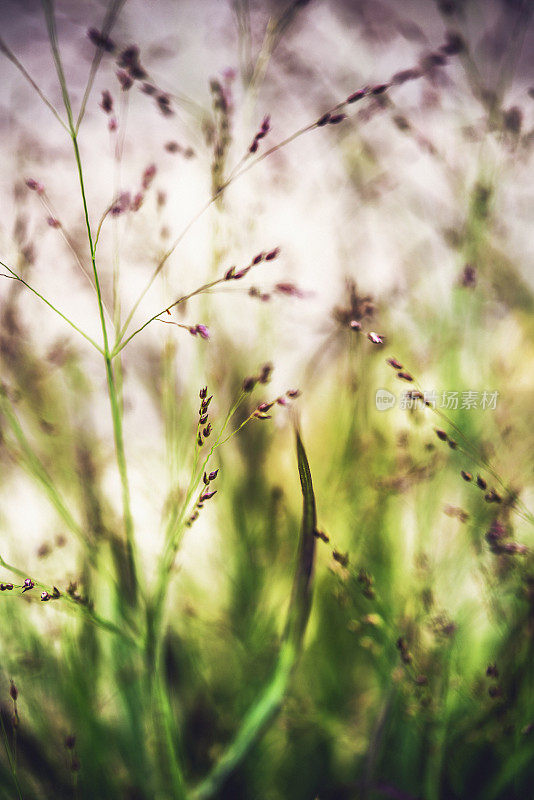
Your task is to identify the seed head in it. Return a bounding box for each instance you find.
[200,490,217,502]
[100,90,113,114]
[41,591,50,601]
[87,28,115,52]
[201,395,213,411]
[286,389,301,398]
[142,164,157,190]
[243,376,257,393]
[199,386,208,399]
[328,113,346,124]
[367,332,383,344]
[47,217,61,228]
[203,423,212,438]
[397,372,414,382]
[116,70,133,91]
[371,84,389,95]
[436,429,448,441]
[350,320,362,330]
[317,112,331,126]
[259,364,273,384]
[265,247,280,260]
[208,469,219,481]
[347,89,367,103]
[386,357,403,369]
[476,475,487,490]
[25,178,44,195]
[461,470,472,481]
[9,681,18,702]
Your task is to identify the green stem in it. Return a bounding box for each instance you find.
[191,640,296,800]
[0,261,103,354]
[42,0,139,603]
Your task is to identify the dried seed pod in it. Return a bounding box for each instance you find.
[242,376,257,393]
[328,113,346,124]
[347,89,367,103]
[367,331,383,344]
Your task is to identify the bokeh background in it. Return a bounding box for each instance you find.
[1,1,534,798]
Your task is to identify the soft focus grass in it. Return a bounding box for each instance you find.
[1,1,534,798]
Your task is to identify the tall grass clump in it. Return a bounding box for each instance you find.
[1,0,534,798]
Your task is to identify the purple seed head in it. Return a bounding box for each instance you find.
[201,395,213,410]
[328,113,347,124]
[265,247,280,261]
[249,139,259,154]
[87,28,115,52]
[41,591,50,602]
[47,217,61,228]
[100,90,113,114]
[387,357,403,369]
[203,472,210,485]
[371,84,389,95]
[317,112,331,126]
[286,389,301,399]
[142,164,157,190]
[208,469,219,481]
[350,320,362,330]
[397,371,414,382]
[252,253,264,265]
[116,70,133,91]
[25,178,44,194]
[436,429,448,441]
[476,475,487,490]
[347,88,368,103]
[200,490,217,502]
[199,386,208,399]
[9,681,18,702]
[203,423,212,438]
[224,266,236,280]
[195,324,210,340]
[258,363,273,384]
[243,376,257,393]
[199,413,208,425]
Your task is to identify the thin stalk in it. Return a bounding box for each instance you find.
[0,391,88,546]
[0,261,103,354]
[42,0,139,602]
[0,35,68,131]
[75,0,127,134]
[0,710,23,800]
[191,639,296,800]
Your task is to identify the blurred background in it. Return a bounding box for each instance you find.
[1,0,534,798]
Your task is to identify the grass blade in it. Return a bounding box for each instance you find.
[191,426,317,800]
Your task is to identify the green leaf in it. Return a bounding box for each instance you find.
[191,426,317,800]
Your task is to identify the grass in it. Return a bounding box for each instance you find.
[0,0,534,798]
